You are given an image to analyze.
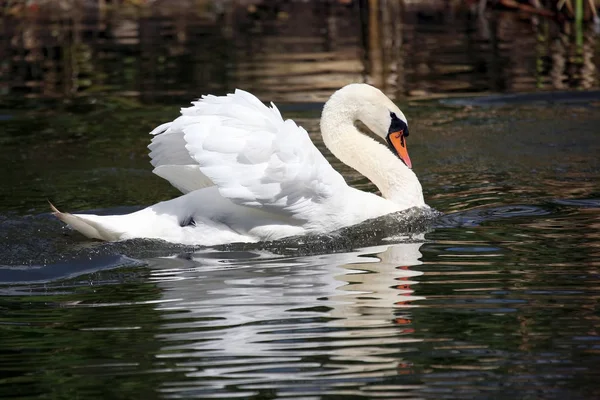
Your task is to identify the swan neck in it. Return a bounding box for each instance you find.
[320,95,424,209]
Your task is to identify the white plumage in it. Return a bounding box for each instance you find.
[53,84,427,245]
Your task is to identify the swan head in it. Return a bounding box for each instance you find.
[322,83,413,169]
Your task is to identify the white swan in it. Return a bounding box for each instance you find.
[52,84,427,245]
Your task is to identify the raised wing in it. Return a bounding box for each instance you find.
[181,89,348,220]
[148,118,214,194]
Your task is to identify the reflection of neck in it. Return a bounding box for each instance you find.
[334,243,425,311]
[320,96,424,209]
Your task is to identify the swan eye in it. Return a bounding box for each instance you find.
[389,112,409,137]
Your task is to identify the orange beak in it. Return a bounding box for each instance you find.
[387,130,412,169]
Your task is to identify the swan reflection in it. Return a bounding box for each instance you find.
[147,242,425,395]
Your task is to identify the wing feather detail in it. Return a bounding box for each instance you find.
[181,89,347,219]
[148,117,214,193]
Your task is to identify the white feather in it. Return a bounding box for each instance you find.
[148,117,214,193]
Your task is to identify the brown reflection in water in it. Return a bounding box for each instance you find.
[1,0,598,103]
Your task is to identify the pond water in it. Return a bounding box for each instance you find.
[2,1,600,398]
[1,93,599,399]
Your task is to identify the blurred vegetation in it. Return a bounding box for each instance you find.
[0,0,598,107]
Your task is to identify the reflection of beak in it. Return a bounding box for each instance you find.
[387,130,412,169]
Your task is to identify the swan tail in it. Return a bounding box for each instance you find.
[50,202,123,241]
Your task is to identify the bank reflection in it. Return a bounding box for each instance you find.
[147,242,425,396]
[2,1,597,103]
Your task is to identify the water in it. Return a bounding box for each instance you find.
[2,1,600,399]
[0,93,599,399]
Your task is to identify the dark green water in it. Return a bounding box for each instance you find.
[2,1,600,397]
[0,94,599,399]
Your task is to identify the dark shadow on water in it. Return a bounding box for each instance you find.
[0,255,142,285]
